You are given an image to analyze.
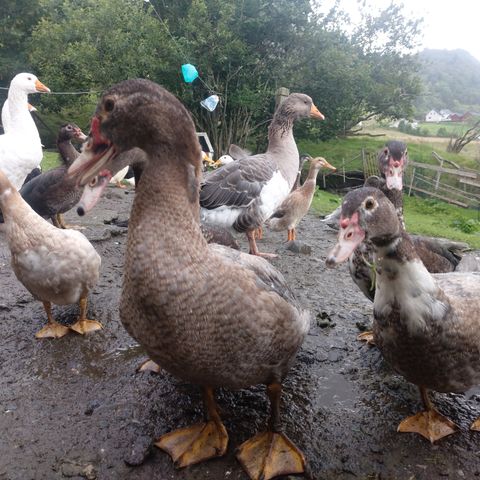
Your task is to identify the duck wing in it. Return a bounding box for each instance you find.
[209,243,299,306]
[19,166,75,218]
[200,154,275,210]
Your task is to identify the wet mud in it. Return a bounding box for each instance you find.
[1,185,480,480]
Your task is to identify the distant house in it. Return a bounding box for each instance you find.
[425,110,443,122]
[440,109,453,118]
[449,113,463,122]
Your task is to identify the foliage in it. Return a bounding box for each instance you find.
[452,218,480,234]
[416,49,480,113]
[3,0,425,152]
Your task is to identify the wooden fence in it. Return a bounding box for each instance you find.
[321,149,480,209]
[404,153,480,208]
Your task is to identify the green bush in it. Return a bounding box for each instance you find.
[451,218,480,234]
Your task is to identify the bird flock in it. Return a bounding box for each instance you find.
[0,73,479,479]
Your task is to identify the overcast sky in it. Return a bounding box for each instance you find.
[320,0,480,62]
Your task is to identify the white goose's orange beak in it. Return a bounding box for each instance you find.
[35,79,50,93]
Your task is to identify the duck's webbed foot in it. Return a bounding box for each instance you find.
[35,301,70,339]
[69,297,103,335]
[247,230,277,258]
[156,387,228,468]
[137,359,161,373]
[398,387,458,443]
[236,383,306,480]
[357,330,376,345]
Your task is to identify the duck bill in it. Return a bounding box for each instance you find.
[320,158,336,171]
[310,104,325,120]
[385,165,404,190]
[76,171,112,216]
[68,138,116,186]
[35,79,50,93]
[74,128,88,142]
[325,213,365,267]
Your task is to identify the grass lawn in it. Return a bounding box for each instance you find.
[298,134,478,171]
[312,188,480,249]
[41,150,61,171]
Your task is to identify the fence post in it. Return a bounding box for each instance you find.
[275,87,290,110]
[342,158,345,184]
[408,167,415,196]
[434,158,443,191]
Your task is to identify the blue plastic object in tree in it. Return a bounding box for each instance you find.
[181,64,199,83]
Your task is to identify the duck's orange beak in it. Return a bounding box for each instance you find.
[35,79,50,93]
[317,157,336,171]
[310,104,325,120]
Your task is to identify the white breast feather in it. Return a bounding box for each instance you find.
[374,258,447,335]
[258,171,290,219]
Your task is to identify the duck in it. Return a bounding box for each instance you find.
[200,93,325,257]
[68,79,310,479]
[326,186,480,443]
[268,156,336,242]
[0,169,102,338]
[10,123,88,229]
[109,165,130,188]
[0,73,50,190]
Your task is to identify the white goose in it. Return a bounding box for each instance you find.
[0,73,50,190]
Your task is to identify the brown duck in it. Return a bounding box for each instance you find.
[327,186,480,443]
[268,156,335,241]
[68,79,310,479]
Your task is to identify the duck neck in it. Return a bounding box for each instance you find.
[373,232,445,333]
[267,114,299,188]
[127,147,207,267]
[298,168,319,197]
[57,139,79,167]
[7,87,38,138]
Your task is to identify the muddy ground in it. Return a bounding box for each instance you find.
[1,185,480,480]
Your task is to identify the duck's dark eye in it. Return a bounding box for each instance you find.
[365,198,375,210]
[104,99,115,112]
[28,77,32,81]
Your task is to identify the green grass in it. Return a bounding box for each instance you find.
[416,121,467,137]
[312,188,480,249]
[41,151,61,171]
[298,136,477,171]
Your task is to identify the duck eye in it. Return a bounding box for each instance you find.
[104,99,115,112]
[365,198,375,210]
[28,77,32,81]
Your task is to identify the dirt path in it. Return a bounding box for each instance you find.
[1,185,479,480]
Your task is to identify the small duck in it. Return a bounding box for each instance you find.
[268,156,336,241]
[200,93,324,257]
[68,79,310,479]
[0,169,101,338]
[14,123,87,228]
[327,186,480,443]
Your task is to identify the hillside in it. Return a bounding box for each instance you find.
[416,49,480,114]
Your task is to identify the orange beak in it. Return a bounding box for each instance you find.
[317,157,336,171]
[310,104,325,120]
[35,79,51,93]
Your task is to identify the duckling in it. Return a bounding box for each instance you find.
[268,156,336,242]
[327,186,480,443]
[68,79,310,479]
[0,169,101,338]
